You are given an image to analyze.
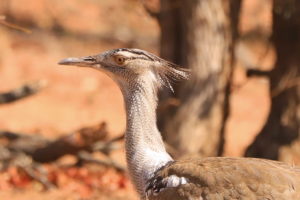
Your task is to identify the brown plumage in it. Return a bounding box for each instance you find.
[147,157,300,200]
[59,48,300,200]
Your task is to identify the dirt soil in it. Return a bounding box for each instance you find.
[0,0,273,199]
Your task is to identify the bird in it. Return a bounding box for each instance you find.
[59,48,300,200]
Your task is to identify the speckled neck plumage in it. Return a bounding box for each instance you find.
[120,74,173,197]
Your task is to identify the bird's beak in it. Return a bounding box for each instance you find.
[58,56,97,67]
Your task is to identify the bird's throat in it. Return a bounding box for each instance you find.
[122,81,172,196]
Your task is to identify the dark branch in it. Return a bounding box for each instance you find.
[92,134,124,155]
[77,151,125,172]
[0,80,46,104]
[2,123,108,163]
[246,69,271,78]
[31,123,108,162]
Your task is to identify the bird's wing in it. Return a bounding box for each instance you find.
[146,157,300,200]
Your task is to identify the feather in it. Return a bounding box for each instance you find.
[155,60,191,92]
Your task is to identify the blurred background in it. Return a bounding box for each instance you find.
[0,0,299,199]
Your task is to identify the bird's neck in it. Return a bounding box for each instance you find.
[121,78,173,196]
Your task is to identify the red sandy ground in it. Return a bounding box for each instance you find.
[0,0,273,199]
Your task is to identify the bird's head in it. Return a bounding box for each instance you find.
[58,48,190,92]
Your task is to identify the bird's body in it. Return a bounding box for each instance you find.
[59,48,300,200]
[147,157,300,200]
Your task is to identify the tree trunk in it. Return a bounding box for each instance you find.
[158,0,237,157]
[245,0,300,163]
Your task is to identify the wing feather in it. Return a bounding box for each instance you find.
[146,157,300,200]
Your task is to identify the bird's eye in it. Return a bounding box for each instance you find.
[114,56,126,65]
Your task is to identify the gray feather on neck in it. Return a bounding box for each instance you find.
[120,73,188,196]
